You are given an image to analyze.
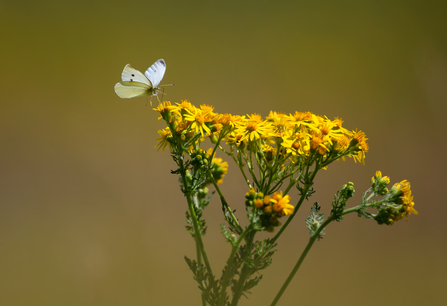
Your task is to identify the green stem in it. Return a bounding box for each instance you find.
[193,195,207,306]
[241,150,260,189]
[218,226,253,306]
[230,147,251,188]
[281,175,298,196]
[271,182,307,243]
[229,231,256,306]
[271,165,320,244]
[208,173,243,233]
[179,156,217,295]
[263,141,283,193]
[271,198,380,306]
[270,216,334,306]
[254,146,266,187]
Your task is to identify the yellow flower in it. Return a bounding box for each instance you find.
[200,104,215,114]
[247,113,263,123]
[153,101,180,115]
[177,100,195,112]
[183,107,212,136]
[210,156,228,185]
[346,130,369,164]
[291,111,314,122]
[270,191,294,216]
[174,120,189,133]
[389,180,411,201]
[371,171,390,195]
[352,130,369,152]
[219,113,245,129]
[263,195,271,205]
[280,127,311,157]
[266,111,292,133]
[310,136,323,151]
[319,122,331,136]
[248,187,256,197]
[332,134,350,152]
[154,127,172,152]
[317,146,327,156]
[314,117,348,146]
[264,205,272,214]
[377,180,418,224]
[225,130,245,147]
[332,117,352,136]
[372,171,390,185]
[254,198,264,208]
[237,114,274,142]
[401,190,418,220]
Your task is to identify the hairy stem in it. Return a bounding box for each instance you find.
[218,226,253,306]
[270,216,334,306]
[179,155,217,295]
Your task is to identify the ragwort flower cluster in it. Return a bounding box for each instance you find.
[153,100,374,231]
[370,171,418,225]
[154,100,368,164]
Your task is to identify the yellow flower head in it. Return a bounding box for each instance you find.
[153,101,180,116]
[254,198,264,209]
[177,100,195,111]
[183,107,212,136]
[219,113,244,129]
[247,113,263,123]
[352,130,369,153]
[374,179,418,225]
[175,120,189,134]
[389,180,411,202]
[280,127,311,157]
[332,134,350,152]
[310,136,323,151]
[270,191,294,217]
[371,171,390,195]
[154,127,172,152]
[200,104,215,114]
[401,191,418,219]
[210,157,228,185]
[237,115,274,143]
[291,111,314,122]
[266,111,292,133]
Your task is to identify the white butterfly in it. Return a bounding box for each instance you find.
[114,59,168,104]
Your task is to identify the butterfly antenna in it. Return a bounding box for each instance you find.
[159,83,175,87]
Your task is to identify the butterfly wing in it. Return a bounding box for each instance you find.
[121,64,152,87]
[114,81,151,99]
[144,59,166,87]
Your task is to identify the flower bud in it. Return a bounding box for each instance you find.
[210,134,219,144]
[254,198,264,209]
[263,195,271,205]
[264,205,272,214]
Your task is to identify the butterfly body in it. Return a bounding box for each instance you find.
[114,59,167,101]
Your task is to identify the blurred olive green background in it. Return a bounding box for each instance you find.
[1,0,446,305]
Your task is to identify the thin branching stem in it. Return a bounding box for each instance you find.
[179,155,217,294]
[270,215,334,306]
[230,230,256,306]
[208,173,242,232]
[218,226,253,306]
